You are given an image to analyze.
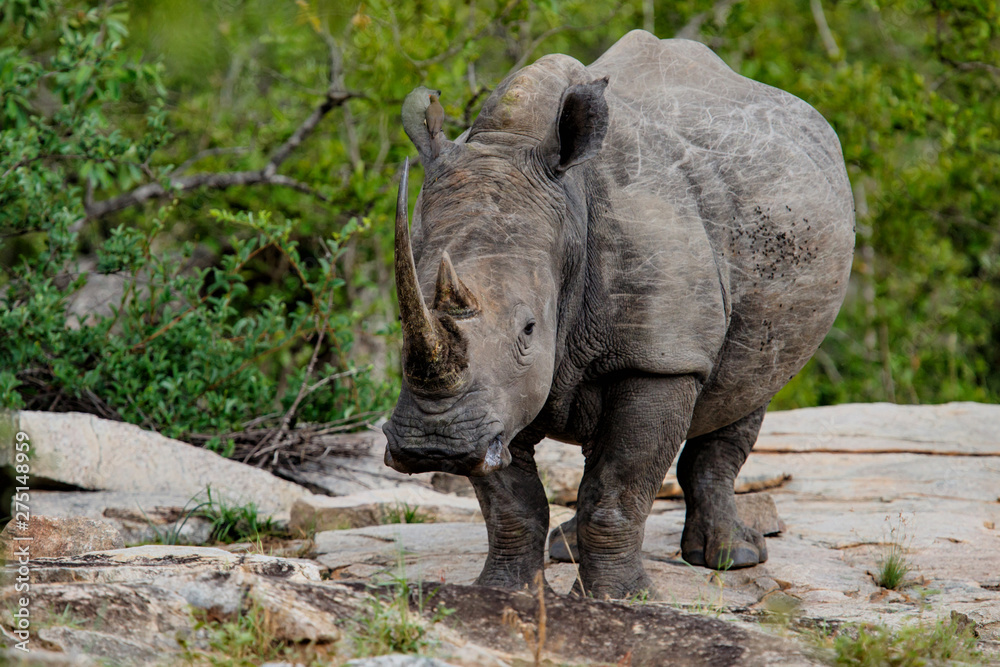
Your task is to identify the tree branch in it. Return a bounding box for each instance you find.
[387,0,521,69]
[676,0,742,41]
[810,0,841,60]
[82,30,355,222]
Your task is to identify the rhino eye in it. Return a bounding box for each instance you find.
[523,321,535,336]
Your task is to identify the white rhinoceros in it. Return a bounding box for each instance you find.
[383,30,854,599]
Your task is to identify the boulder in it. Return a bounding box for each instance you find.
[0,516,124,560]
[0,546,352,666]
[0,411,312,515]
[25,491,215,545]
[346,657,459,667]
[735,492,785,536]
[314,523,489,572]
[757,401,1000,454]
[1,544,823,667]
[290,487,483,534]
[274,430,437,497]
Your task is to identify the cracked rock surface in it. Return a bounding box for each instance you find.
[2,402,999,665]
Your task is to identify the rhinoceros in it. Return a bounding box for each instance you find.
[383,30,854,599]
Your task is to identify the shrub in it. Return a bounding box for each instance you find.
[0,2,395,445]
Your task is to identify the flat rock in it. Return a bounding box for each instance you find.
[0,516,123,559]
[1,544,821,667]
[1,546,356,665]
[535,439,792,505]
[25,490,215,545]
[315,523,489,575]
[290,487,482,534]
[758,402,1000,455]
[346,657,459,667]
[0,410,312,515]
[276,430,438,497]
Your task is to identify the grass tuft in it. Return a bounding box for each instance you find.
[199,488,279,544]
[352,561,453,657]
[381,502,428,525]
[816,617,983,666]
[875,514,911,590]
[179,596,327,666]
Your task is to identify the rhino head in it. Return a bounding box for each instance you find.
[383,77,609,477]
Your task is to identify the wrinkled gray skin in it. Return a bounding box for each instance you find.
[383,30,855,599]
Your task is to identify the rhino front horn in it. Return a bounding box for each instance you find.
[434,251,479,318]
[394,159,467,393]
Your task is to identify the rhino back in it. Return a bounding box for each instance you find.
[581,31,855,435]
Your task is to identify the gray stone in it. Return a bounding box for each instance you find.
[757,401,1000,455]
[290,487,482,534]
[735,492,785,536]
[277,429,438,497]
[0,516,124,559]
[314,523,489,572]
[346,657,458,667]
[1,410,312,515]
[25,490,215,545]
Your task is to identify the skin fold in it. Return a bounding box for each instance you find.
[384,30,855,598]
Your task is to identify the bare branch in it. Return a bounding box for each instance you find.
[2,154,89,180]
[83,29,355,222]
[388,0,521,69]
[81,170,331,222]
[676,0,742,41]
[506,3,625,76]
[941,57,1000,77]
[810,0,841,60]
[507,25,575,74]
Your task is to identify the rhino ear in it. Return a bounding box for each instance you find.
[539,77,610,175]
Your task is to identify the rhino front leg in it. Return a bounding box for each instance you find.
[574,375,700,599]
[677,404,768,570]
[470,433,549,589]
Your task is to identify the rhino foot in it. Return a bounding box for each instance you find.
[571,565,658,601]
[681,519,767,570]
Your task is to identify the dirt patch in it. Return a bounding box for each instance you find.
[405,583,819,667]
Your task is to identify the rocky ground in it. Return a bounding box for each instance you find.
[1,403,999,666]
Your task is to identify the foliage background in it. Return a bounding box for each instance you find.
[1,0,997,447]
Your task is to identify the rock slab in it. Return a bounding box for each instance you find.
[0,516,124,560]
[0,410,312,515]
[290,487,482,534]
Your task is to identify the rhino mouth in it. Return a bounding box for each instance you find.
[383,432,511,477]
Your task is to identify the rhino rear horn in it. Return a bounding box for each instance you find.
[434,251,479,318]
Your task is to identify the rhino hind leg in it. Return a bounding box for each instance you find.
[677,404,768,570]
[573,375,699,600]
[470,434,550,589]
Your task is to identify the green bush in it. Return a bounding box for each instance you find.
[0,2,395,442]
